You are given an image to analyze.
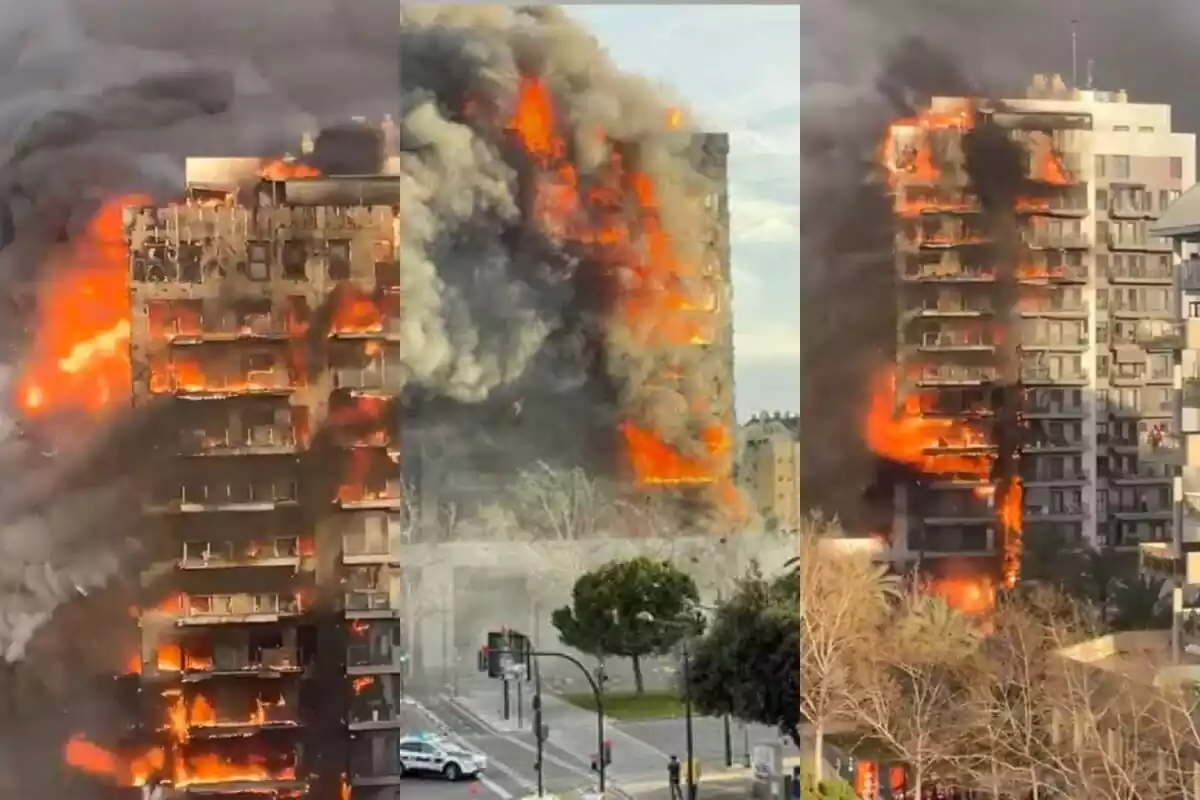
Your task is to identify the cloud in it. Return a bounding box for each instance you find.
[568,5,800,416]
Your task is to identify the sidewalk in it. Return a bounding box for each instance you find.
[448,676,676,782]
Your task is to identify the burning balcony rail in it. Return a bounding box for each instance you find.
[910,387,996,417]
[327,393,397,448]
[899,218,991,250]
[880,104,973,188]
[348,675,405,728]
[328,286,400,338]
[1013,191,1088,216]
[165,687,298,733]
[337,448,403,506]
[180,537,313,569]
[347,620,406,671]
[149,351,303,396]
[901,262,995,283]
[153,633,301,677]
[894,187,979,218]
[331,342,402,393]
[64,736,166,787]
[910,526,994,553]
[174,750,300,789]
[1014,263,1088,282]
[148,298,311,342]
[179,592,303,624]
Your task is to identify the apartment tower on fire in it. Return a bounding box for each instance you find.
[125,123,406,797]
[884,74,1195,603]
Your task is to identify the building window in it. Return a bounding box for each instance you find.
[1096,221,1109,243]
[1113,125,1130,132]
[1170,156,1183,179]
[1094,155,1106,178]
[1112,155,1130,180]
[1094,188,1108,209]
[1096,288,1108,310]
[1139,126,1154,133]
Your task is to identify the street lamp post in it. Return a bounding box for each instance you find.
[680,637,697,800]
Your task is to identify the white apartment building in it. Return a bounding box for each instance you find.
[888,75,1195,586]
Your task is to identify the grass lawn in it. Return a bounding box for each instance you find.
[560,690,686,720]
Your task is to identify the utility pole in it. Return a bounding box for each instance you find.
[682,638,696,800]
[533,659,545,796]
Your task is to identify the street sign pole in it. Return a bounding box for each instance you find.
[533,658,545,797]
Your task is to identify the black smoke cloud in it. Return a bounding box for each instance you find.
[798,0,1200,527]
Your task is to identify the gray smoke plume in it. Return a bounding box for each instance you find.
[396,6,722,459]
[798,0,1200,526]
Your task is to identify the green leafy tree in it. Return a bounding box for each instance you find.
[1109,574,1171,631]
[685,566,804,748]
[551,556,700,694]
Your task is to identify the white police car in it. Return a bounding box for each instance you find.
[397,733,488,781]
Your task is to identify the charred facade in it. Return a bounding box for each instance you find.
[124,160,404,796]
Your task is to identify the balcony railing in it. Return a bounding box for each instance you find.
[1107,264,1173,283]
[915,365,998,385]
[1025,231,1090,249]
[1021,366,1088,384]
[1024,503,1088,519]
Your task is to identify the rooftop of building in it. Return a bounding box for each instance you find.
[1056,629,1200,686]
[1152,185,1200,240]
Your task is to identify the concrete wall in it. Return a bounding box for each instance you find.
[400,531,798,687]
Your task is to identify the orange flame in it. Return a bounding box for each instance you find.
[880,105,973,189]
[18,195,150,417]
[64,736,165,786]
[259,159,320,181]
[506,75,733,501]
[352,676,375,695]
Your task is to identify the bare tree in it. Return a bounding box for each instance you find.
[846,589,979,798]
[796,515,895,782]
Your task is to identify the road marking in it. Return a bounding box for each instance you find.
[478,774,514,799]
[481,755,535,792]
[498,735,593,778]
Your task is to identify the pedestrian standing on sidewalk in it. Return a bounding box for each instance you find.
[667,755,683,800]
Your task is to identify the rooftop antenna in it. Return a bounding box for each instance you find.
[1070,18,1078,89]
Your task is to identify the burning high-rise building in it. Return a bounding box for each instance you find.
[870,74,1195,611]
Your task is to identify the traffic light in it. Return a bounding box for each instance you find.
[486,631,506,678]
[477,646,489,673]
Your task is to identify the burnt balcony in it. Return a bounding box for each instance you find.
[166,684,300,737]
[165,468,299,514]
[172,738,303,793]
[331,343,403,394]
[348,675,407,731]
[179,537,311,571]
[148,345,302,397]
[344,565,399,620]
[914,365,998,386]
[900,262,996,283]
[341,513,403,565]
[151,629,303,680]
[178,591,303,626]
[917,329,994,352]
[178,402,310,457]
[148,297,310,344]
[347,620,408,675]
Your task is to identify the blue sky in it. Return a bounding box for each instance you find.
[569,5,801,420]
